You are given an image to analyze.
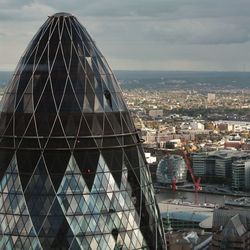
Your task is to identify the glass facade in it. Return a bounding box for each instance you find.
[156,155,187,184]
[0,13,166,249]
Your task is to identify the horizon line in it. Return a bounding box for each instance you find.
[1,69,250,73]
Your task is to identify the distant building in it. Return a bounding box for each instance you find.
[212,208,250,249]
[190,121,205,130]
[141,128,157,144]
[165,139,182,149]
[145,152,157,164]
[245,160,250,190]
[156,155,187,184]
[242,139,250,151]
[217,123,234,132]
[149,109,163,118]
[215,120,250,133]
[207,93,216,104]
[204,121,216,130]
[224,134,245,149]
[191,150,250,182]
[231,161,246,190]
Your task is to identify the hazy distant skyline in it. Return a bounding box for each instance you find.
[1,0,250,72]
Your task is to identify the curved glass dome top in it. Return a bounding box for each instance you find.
[1,12,129,139]
[51,12,73,17]
[0,13,166,249]
[156,154,187,184]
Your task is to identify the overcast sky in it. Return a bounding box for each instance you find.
[1,0,250,71]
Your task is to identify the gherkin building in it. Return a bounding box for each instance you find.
[0,13,166,249]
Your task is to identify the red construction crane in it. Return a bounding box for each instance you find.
[164,153,178,192]
[171,176,177,192]
[167,149,202,192]
[181,150,202,192]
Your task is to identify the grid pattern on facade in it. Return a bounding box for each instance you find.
[0,13,166,249]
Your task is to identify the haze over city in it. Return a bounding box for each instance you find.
[1,0,250,71]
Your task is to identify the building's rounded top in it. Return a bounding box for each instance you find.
[51,12,73,17]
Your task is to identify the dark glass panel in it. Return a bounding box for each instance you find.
[102,137,120,147]
[17,150,40,175]
[124,135,136,146]
[75,22,95,58]
[35,113,56,137]
[58,16,64,36]
[3,117,14,137]
[19,174,32,190]
[59,113,81,137]
[48,18,60,66]
[70,40,79,74]
[0,149,14,181]
[0,113,13,136]
[15,71,33,106]
[124,147,140,181]
[33,24,50,65]
[70,64,86,108]
[32,72,49,107]
[50,48,68,108]
[91,113,104,135]
[44,150,71,189]
[75,138,97,148]
[59,83,81,113]
[19,138,40,149]
[106,113,122,134]
[17,150,40,189]
[77,116,92,136]
[22,117,37,136]
[71,20,89,57]
[74,150,99,190]
[121,112,134,134]
[14,113,32,136]
[0,137,14,148]
[50,117,65,137]
[121,112,135,132]
[104,115,115,135]
[46,138,69,149]
[61,21,72,69]
[35,80,56,114]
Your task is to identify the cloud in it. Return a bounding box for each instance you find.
[1,0,250,71]
[0,2,56,21]
[145,17,250,45]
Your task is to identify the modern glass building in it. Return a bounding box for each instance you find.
[156,155,187,185]
[0,13,166,249]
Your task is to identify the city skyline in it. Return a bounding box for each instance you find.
[1,0,250,72]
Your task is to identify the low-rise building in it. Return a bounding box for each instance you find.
[148,109,163,118]
[212,208,250,250]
